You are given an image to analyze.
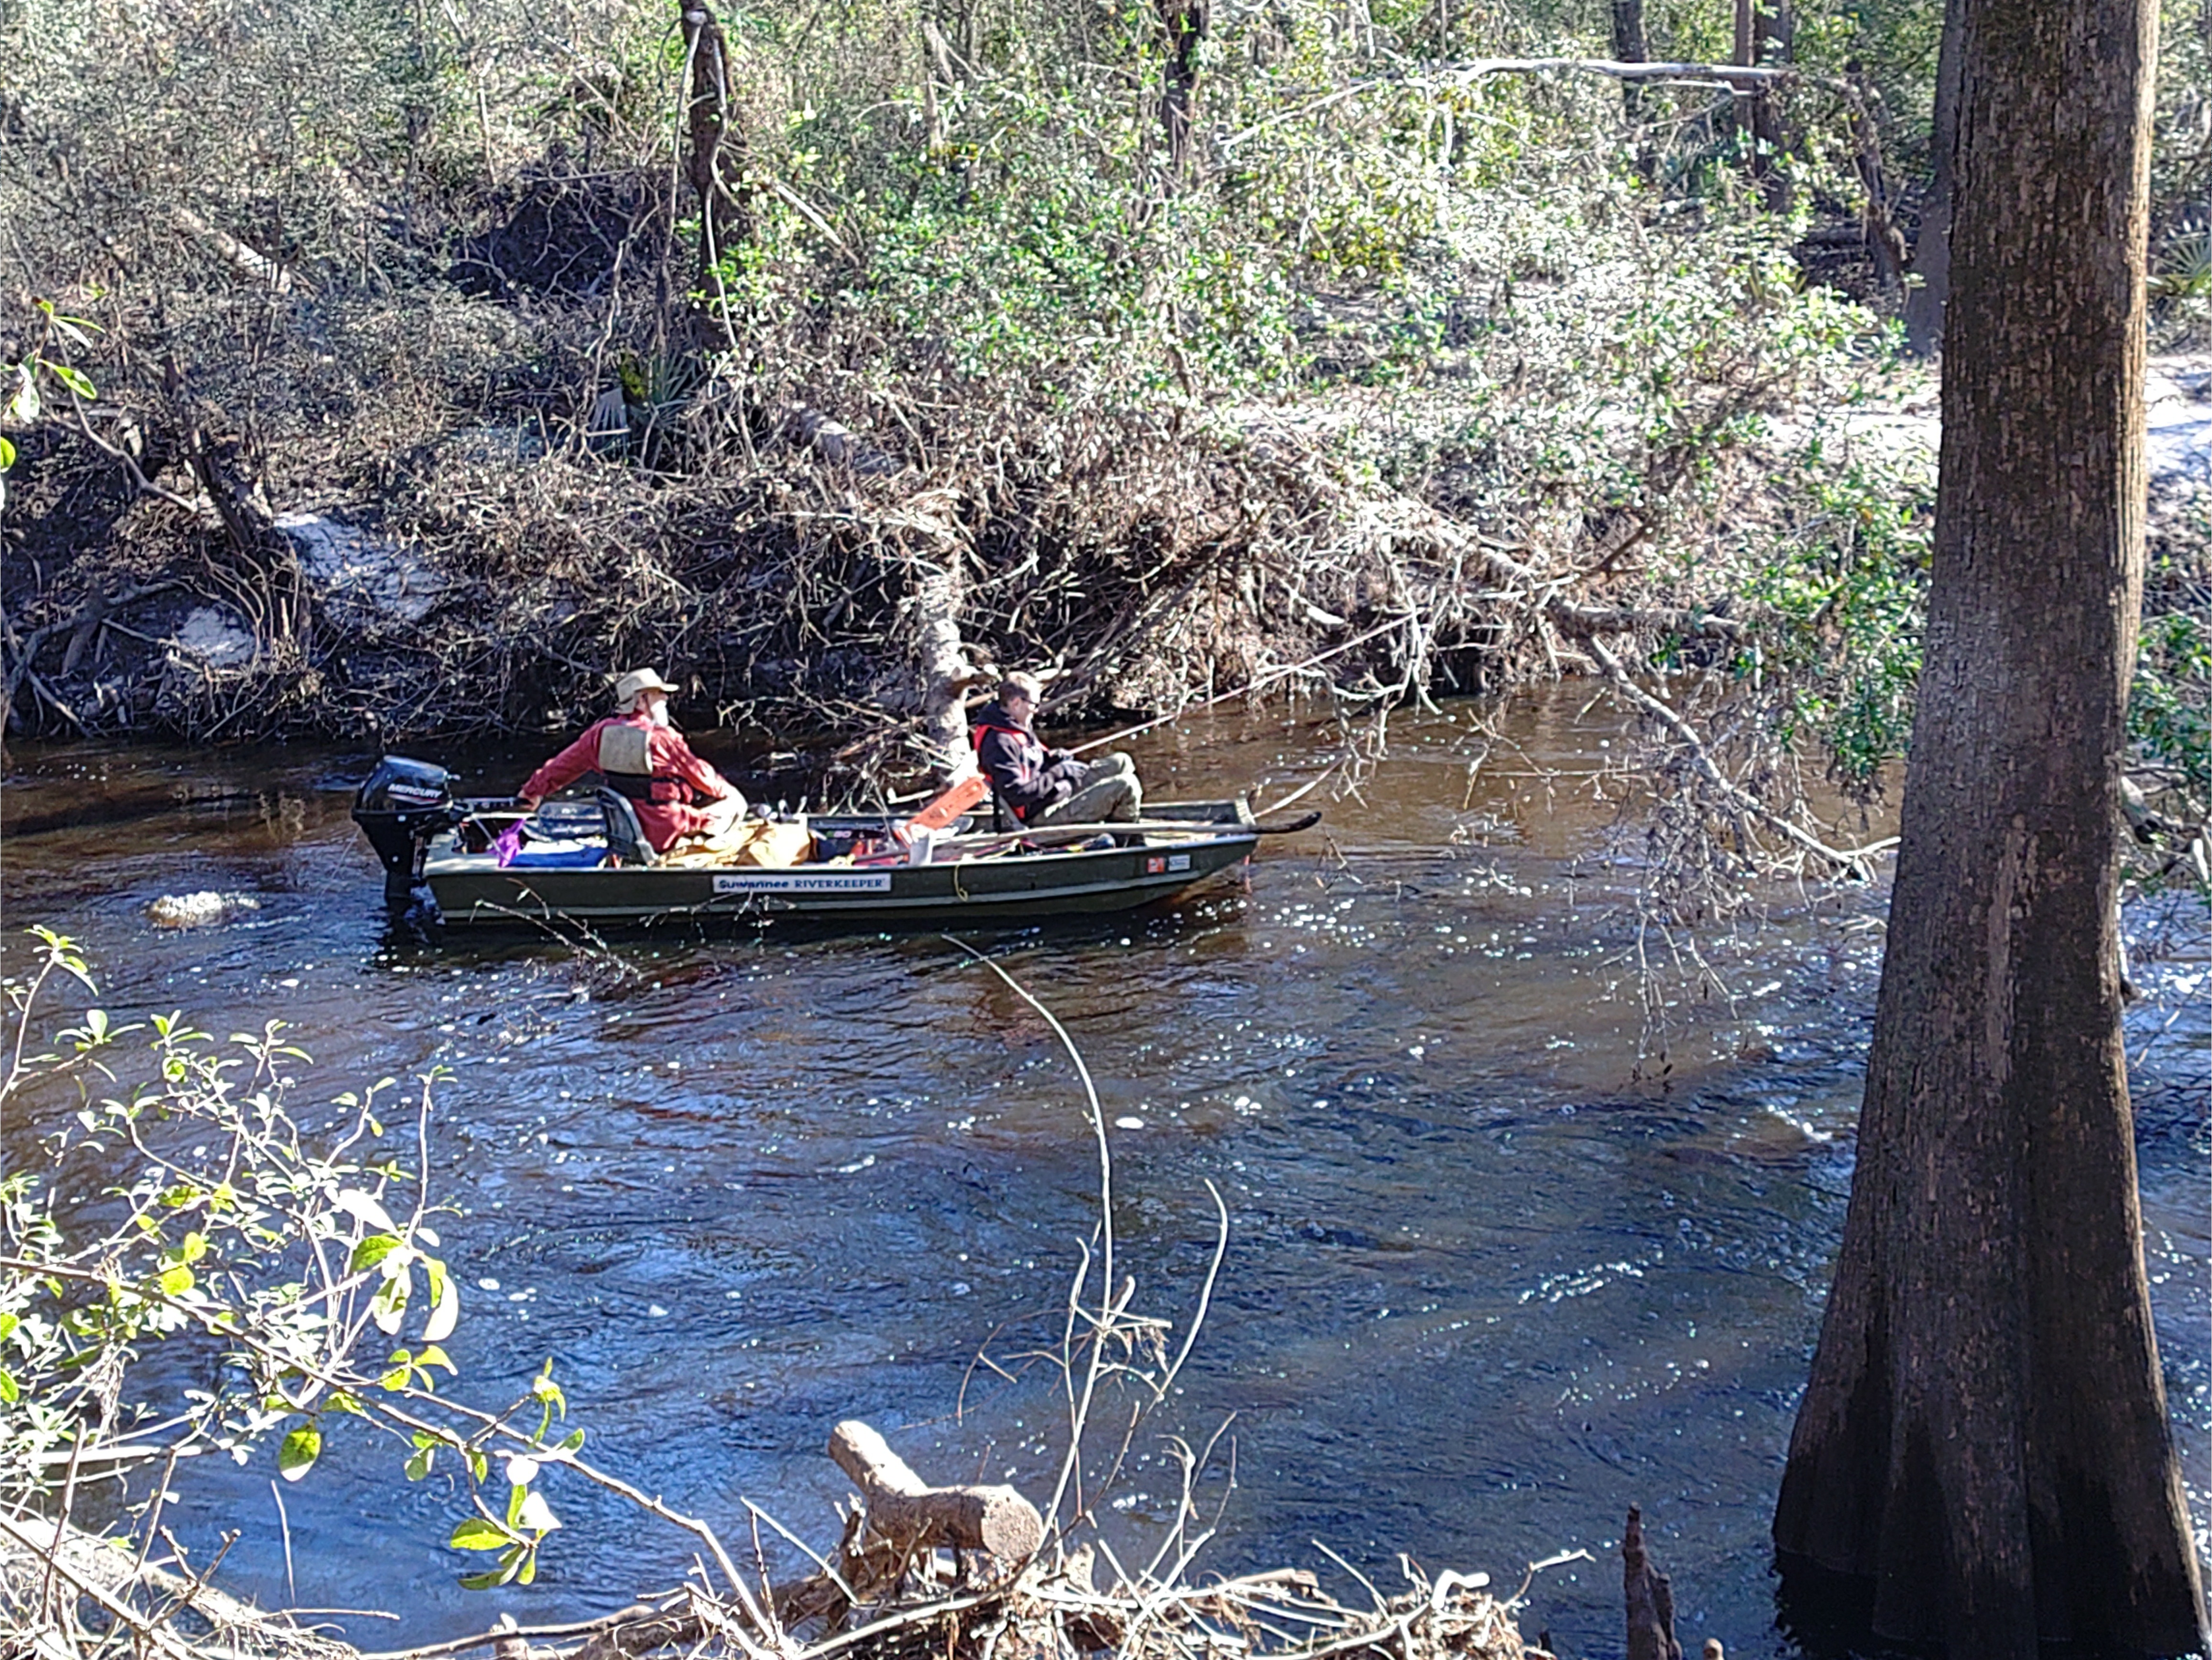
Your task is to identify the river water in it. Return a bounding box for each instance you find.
[2,694,2205,1657]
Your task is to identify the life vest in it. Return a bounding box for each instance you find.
[970,718,1042,821]
[596,719,685,805]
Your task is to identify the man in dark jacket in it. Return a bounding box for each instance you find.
[970,672,1142,825]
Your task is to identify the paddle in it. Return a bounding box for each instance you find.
[926,810,1319,861]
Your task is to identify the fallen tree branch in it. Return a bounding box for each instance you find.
[361,1602,691,1660]
[1247,437,1742,654]
[170,205,306,294]
[68,403,203,513]
[0,1512,326,1660]
[1222,57,1792,149]
[1583,633,1887,877]
[1065,614,1413,754]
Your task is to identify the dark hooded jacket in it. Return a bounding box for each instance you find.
[970,699,1081,821]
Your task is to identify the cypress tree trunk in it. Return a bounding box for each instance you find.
[1772,0,2208,1652]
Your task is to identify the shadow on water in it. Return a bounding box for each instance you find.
[1,694,2203,1660]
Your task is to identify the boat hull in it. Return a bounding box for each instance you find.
[412,803,1259,929]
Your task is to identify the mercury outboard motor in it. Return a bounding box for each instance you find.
[352,755,459,903]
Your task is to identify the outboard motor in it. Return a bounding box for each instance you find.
[352,756,458,903]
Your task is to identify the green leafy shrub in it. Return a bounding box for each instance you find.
[0,928,600,1594]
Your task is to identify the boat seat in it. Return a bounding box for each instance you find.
[596,787,657,867]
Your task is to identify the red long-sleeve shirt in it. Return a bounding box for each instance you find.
[521,713,739,852]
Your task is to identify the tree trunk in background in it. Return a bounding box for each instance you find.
[1748,0,1792,210]
[1846,66,1909,297]
[1157,0,1208,184]
[914,552,973,783]
[681,1,751,319]
[1901,0,1962,353]
[1772,0,2209,1652]
[903,489,988,785]
[1610,0,1647,121]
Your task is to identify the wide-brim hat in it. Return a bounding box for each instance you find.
[614,667,677,703]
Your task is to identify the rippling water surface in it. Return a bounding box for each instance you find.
[3,695,2204,1657]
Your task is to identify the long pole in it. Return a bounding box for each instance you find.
[1062,613,1411,755]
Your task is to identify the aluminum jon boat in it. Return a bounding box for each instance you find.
[351,756,1318,930]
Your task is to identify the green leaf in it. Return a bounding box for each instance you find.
[0,1367,17,1405]
[278,1424,321,1482]
[371,1269,410,1334]
[449,1518,512,1551]
[515,1489,560,1533]
[517,1546,539,1586]
[413,1343,454,1375]
[0,436,15,471]
[46,313,99,349]
[349,1233,403,1273]
[324,1391,366,1417]
[505,1480,526,1529]
[557,1428,586,1453]
[47,362,95,400]
[405,1446,433,1481]
[335,1189,398,1233]
[421,1259,458,1343]
[156,1264,195,1297]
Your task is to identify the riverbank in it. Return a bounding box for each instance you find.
[5,317,2205,851]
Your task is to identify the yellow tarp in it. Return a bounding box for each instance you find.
[663,819,817,869]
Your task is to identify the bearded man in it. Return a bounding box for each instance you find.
[519,667,745,853]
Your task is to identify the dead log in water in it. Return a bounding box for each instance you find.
[830,1419,1044,1559]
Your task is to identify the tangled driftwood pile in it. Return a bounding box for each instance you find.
[0,1422,1539,1660]
[358,1421,1535,1660]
